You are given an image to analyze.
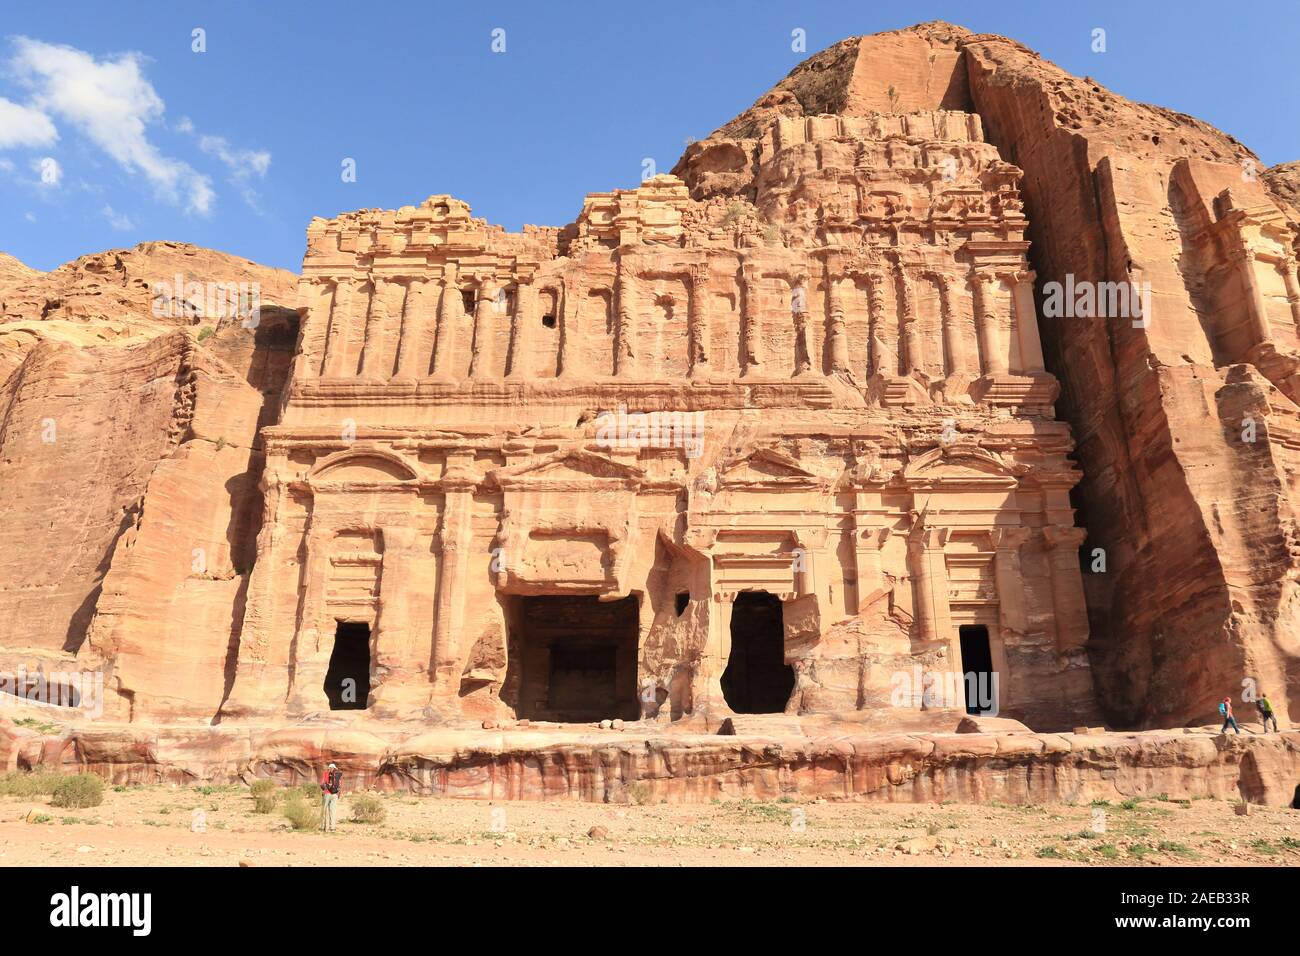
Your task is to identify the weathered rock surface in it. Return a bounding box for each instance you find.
[0,23,1297,765]
[0,244,297,720]
[3,716,1295,807]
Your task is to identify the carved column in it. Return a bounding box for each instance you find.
[323,278,360,378]
[1043,526,1090,653]
[358,279,388,379]
[990,527,1031,638]
[895,262,923,374]
[286,521,334,712]
[972,272,1007,376]
[431,459,475,695]
[688,262,710,379]
[393,279,431,381]
[907,523,951,647]
[374,525,417,670]
[740,262,763,374]
[1234,246,1274,346]
[508,279,535,379]
[431,262,461,379]
[865,273,890,375]
[558,275,582,378]
[1278,253,1300,330]
[615,259,636,376]
[468,277,497,379]
[1010,270,1046,372]
[854,525,892,612]
[792,276,813,376]
[296,278,334,381]
[826,272,850,375]
[936,273,967,377]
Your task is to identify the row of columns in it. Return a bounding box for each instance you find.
[302,263,1046,384]
[849,519,1088,654]
[1236,245,1300,348]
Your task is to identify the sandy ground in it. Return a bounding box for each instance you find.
[2,783,1299,867]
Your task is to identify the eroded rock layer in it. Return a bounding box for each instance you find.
[3,719,1296,807]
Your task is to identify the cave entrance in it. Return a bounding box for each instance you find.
[958,624,994,715]
[324,621,371,710]
[722,591,794,714]
[514,595,638,722]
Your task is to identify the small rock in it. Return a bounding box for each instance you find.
[611,719,625,731]
[238,859,254,867]
[587,825,609,841]
[896,836,938,855]
[599,720,613,730]
[76,845,92,854]
[1234,803,1251,816]
[481,720,498,730]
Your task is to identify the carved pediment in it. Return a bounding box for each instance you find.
[310,448,419,483]
[490,448,645,490]
[902,445,1022,488]
[716,446,836,488]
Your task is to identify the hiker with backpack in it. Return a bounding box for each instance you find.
[1219,697,1241,735]
[1256,693,1279,733]
[320,762,342,832]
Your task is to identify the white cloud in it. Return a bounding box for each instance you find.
[175,116,193,134]
[100,204,134,230]
[0,157,14,172]
[9,37,214,214]
[31,155,61,186]
[0,96,57,148]
[24,211,36,223]
[198,133,270,210]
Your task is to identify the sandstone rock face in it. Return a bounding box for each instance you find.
[677,21,1300,731]
[0,245,297,720]
[4,717,1295,808]
[1,23,1297,755]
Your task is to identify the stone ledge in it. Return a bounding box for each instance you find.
[4,721,1296,807]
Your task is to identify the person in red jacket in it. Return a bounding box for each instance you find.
[320,763,342,832]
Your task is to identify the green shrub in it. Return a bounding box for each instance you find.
[249,779,276,799]
[0,771,66,797]
[282,795,318,831]
[50,774,104,809]
[253,792,278,814]
[196,326,215,342]
[350,793,386,824]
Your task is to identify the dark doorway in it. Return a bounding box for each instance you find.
[958,624,994,715]
[324,621,370,710]
[722,592,793,713]
[513,595,638,722]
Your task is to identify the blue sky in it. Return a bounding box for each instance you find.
[1,0,1296,273]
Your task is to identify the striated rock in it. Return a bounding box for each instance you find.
[0,243,298,721]
[4,720,1297,807]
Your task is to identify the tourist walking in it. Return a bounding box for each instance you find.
[1219,697,1240,735]
[320,762,342,831]
[1256,693,1279,733]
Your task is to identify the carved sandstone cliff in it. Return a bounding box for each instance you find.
[1,23,1296,740]
[675,22,1300,729]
